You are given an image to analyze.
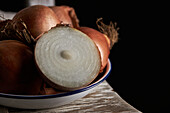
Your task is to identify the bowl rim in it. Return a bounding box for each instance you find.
[0,59,111,99]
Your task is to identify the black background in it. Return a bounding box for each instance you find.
[0,0,168,112]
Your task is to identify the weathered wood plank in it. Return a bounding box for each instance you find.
[6,81,141,113]
[0,106,9,113]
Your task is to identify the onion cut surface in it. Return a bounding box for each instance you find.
[35,26,101,90]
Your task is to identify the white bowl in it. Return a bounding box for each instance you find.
[0,59,111,109]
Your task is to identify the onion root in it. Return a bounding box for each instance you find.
[96,18,119,49]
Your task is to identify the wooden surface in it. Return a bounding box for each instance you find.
[0,81,141,113]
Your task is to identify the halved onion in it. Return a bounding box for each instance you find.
[35,26,101,91]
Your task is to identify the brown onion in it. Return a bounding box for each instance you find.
[78,27,110,71]
[0,40,42,95]
[78,19,118,71]
[13,5,60,38]
[50,6,79,28]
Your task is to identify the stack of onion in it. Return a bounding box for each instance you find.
[0,5,118,94]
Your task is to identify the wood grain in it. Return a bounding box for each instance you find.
[0,81,142,113]
[0,106,8,113]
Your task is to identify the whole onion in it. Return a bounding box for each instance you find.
[78,19,118,71]
[0,40,42,95]
[78,27,110,71]
[50,6,79,28]
[13,5,60,38]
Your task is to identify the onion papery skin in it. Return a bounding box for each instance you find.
[78,27,110,72]
[0,40,42,95]
[13,5,60,38]
[50,6,79,28]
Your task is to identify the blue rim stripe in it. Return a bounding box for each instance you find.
[0,59,111,99]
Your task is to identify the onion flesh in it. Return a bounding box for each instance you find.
[35,26,101,91]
